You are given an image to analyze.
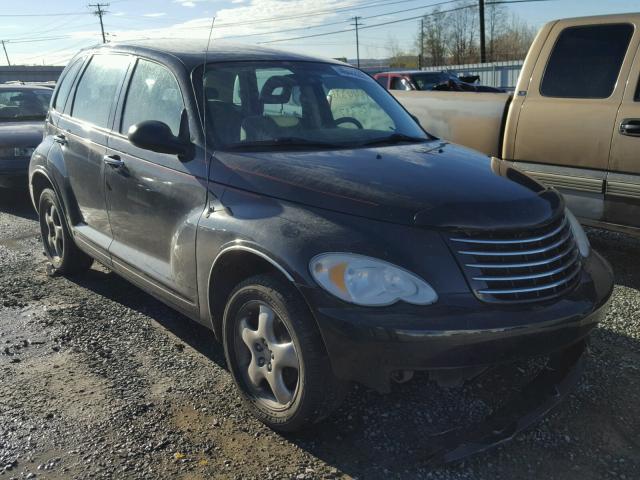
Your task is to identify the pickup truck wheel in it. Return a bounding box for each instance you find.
[223,274,348,431]
[38,188,93,275]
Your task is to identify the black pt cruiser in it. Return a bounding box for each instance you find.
[29,40,613,457]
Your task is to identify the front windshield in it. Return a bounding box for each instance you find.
[201,61,428,150]
[0,88,52,121]
[411,73,444,91]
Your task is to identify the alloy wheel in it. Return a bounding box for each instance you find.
[44,202,64,262]
[234,302,300,409]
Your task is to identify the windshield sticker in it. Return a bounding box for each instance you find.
[332,66,369,80]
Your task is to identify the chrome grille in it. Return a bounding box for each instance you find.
[449,215,582,303]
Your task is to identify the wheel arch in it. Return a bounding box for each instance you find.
[207,245,301,340]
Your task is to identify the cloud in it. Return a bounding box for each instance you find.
[231,0,245,3]
[144,13,167,17]
[179,1,196,6]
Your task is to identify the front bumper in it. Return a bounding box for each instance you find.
[0,158,29,189]
[305,250,613,392]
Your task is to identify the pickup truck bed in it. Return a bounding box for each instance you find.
[393,91,512,158]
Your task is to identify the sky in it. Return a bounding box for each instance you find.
[0,0,639,66]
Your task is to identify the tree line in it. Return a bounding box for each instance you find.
[388,1,536,68]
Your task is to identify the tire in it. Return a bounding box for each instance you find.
[38,188,93,275]
[222,274,348,431]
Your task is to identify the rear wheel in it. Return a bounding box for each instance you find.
[38,188,93,275]
[223,274,348,431]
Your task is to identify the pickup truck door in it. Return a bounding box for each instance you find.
[607,44,640,229]
[512,20,636,223]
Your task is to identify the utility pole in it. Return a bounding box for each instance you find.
[351,16,362,68]
[89,3,109,44]
[419,18,424,70]
[1,40,10,66]
[479,0,486,63]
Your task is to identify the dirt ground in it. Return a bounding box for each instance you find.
[1,190,639,480]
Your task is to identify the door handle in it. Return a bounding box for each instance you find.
[103,154,124,168]
[620,119,640,137]
[53,134,67,145]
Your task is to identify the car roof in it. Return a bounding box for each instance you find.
[0,84,54,91]
[84,40,347,70]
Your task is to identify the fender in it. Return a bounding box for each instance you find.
[30,137,83,227]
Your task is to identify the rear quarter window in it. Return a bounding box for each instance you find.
[540,23,634,99]
[52,58,83,112]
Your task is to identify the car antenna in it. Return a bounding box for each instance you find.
[202,16,216,169]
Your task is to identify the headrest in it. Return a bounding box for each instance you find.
[260,75,294,104]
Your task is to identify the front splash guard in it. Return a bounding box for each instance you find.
[425,339,587,465]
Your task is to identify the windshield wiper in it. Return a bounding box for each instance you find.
[224,137,343,150]
[358,133,426,147]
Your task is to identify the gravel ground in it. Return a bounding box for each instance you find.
[1,190,639,480]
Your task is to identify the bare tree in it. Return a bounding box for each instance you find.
[486,3,508,61]
[448,1,478,64]
[420,7,448,66]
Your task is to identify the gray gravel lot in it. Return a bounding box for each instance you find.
[1,190,639,480]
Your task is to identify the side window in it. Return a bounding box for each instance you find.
[541,24,634,99]
[72,54,130,128]
[375,75,387,88]
[121,59,184,136]
[52,58,83,111]
[390,77,411,91]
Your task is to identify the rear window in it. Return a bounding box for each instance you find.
[375,75,387,87]
[541,24,634,99]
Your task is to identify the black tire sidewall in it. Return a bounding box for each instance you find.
[223,276,317,430]
[38,188,66,269]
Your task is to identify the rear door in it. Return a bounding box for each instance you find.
[607,35,640,229]
[105,57,207,312]
[513,20,636,222]
[56,53,131,262]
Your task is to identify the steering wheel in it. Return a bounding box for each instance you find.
[335,117,364,129]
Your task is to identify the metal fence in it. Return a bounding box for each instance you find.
[421,60,524,89]
[0,66,64,84]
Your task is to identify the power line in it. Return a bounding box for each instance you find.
[259,0,556,45]
[89,3,109,44]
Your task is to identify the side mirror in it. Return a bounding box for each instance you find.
[128,120,190,157]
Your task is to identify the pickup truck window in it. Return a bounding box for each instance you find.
[541,24,633,99]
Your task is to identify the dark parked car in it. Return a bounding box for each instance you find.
[0,85,52,188]
[374,70,505,92]
[29,41,613,452]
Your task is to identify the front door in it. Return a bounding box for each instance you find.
[607,43,640,229]
[105,58,207,311]
[57,53,131,260]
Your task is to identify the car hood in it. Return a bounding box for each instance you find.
[0,121,44,148]
[211,141,563,231]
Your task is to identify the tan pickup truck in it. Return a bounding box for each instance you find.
[394,13,640,236]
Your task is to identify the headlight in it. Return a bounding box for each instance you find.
[566,209,590,257]
[310,253,438,306]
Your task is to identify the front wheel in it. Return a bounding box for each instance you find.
[223,274,348,431]
[38,188,93,275]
